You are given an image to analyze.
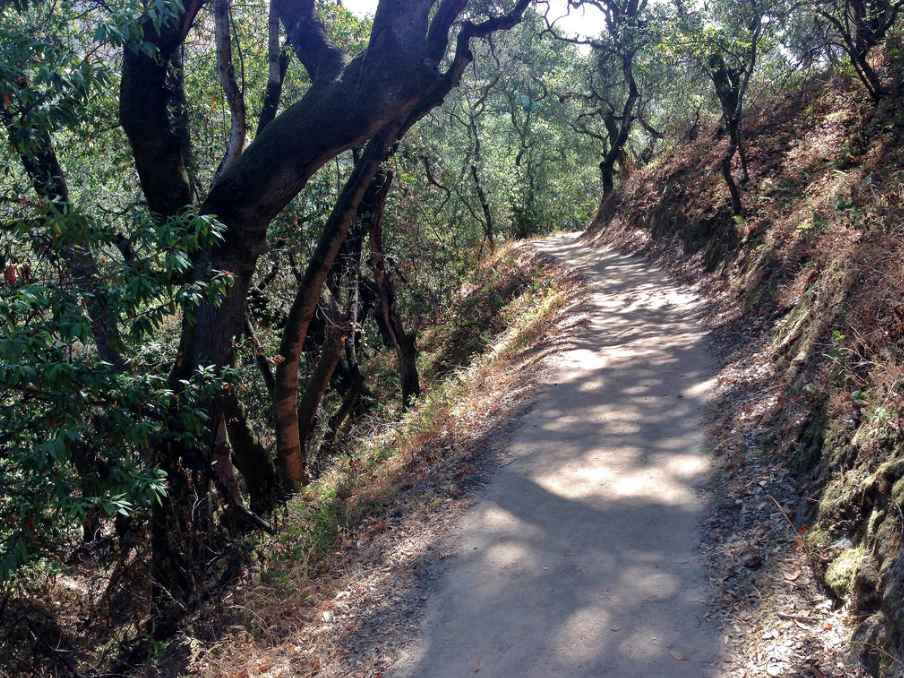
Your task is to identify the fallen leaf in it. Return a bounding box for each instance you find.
[782,566,801,581]
[670,650,688,661]
[811,666,826,678]
[475,659,482,672]
[798,525,811,535]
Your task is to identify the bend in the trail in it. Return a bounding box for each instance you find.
[389,233,723,678]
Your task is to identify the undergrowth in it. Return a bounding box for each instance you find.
[169,241,586,678]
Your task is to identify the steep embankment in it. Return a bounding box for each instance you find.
[586,67,904,676]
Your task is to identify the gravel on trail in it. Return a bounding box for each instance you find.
[387,233,723,678]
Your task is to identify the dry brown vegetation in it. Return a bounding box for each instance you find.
[0,243,587,678]
[150,244,588,678]
[585,57,904,677]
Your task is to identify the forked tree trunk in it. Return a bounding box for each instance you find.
[368,173,421,408]
[273,125,402,493]
[116,0,533,626]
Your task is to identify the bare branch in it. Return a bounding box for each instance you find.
[400,0,533,140]
[212,0,247,183]
[274,0,346,82]
[256,7,291,136]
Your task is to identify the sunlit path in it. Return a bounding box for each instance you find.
[389,233,722,678]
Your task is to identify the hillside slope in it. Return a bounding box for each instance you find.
[586,67,904,676]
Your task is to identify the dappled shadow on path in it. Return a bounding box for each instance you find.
[387,234,722,678]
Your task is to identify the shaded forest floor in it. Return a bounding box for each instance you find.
[0,244,586,677]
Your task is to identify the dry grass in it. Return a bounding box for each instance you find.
[165,241,589,678]
[584,64,904,675]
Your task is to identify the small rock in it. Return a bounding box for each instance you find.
[742,552,763,569]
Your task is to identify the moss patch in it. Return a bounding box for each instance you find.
[826,547,867,598]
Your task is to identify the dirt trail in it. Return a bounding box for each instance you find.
[388,234,723,677]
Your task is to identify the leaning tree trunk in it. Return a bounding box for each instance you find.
[115,0,534,629]
[736,126,750,183]
[708,55,745,217]
[470,163,495,252]
[721,122,743,217]
[293,299,349,482]
[317,332,365,462]
[368,173,421,408]
[272,125,403,492]
[852,47,886,103]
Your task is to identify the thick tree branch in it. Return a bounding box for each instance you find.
[212,0,247,183]
[273,0,346,82]
[256,7,291,136]
[119,2,204,218]
[400,0,533,139]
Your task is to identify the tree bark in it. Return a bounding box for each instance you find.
[317,337,364,463]
[368,173,421,408]
[115,0,533,622]
[120,4,201,219]
[599,48,640,200]
[294,299,349,481]
[708,55,745,216]
[256,5,291,136]
[212,0,247,183]
[470,163,495,252]
[720,130,743,217]
[222,393,280,512]
[273,125,402,492]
